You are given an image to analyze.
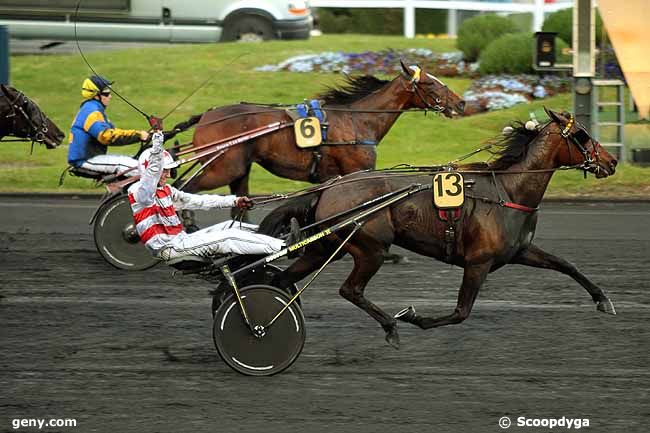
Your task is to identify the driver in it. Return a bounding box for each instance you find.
[128,131,298,261]
[67,75,149,177]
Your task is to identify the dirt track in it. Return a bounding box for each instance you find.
[1,197,649,433]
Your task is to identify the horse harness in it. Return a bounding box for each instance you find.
[0,87,50,147]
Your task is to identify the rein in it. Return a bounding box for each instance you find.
[250,162,587,208]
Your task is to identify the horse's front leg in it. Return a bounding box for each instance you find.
[229,165,251,221]
[511,243,616,314]
[339,245,401,349]
[396,261,492,329]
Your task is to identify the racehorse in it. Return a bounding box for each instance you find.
[259,108,618,349]
[0,85,64,149]
[183,61,465,198]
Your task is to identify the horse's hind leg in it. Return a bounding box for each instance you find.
[511,244,616,314]
[397,261,492,329]
[339,244,402,349]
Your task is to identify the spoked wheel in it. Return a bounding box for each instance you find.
[213,285,306,376]
[93,194,159,271]
[211,264,299,314]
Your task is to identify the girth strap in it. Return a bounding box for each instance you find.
[437,208,462,263]
[308,150,322,183]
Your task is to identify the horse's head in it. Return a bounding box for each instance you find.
[0,85,65,149]
[545,108,617,178]
[399,60,465,118]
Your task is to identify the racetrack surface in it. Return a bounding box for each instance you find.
[1,197,649,433]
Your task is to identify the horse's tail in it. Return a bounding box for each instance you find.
[258,192,321,238]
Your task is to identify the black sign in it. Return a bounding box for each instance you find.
[534,32,557,68]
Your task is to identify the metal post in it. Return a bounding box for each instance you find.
[447,9,458,37]
[0,25,9,85]
[573,0,596,132]
[404,0,415,38]
[533,0,545,32]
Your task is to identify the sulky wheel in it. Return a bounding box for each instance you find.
[213,285,306,376]
[211,264,299,314]
[93,194,159,271]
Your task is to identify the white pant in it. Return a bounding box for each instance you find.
[80,154,139,177]
[158,220,285,260]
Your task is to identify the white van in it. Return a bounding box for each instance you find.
[0,0,312,43]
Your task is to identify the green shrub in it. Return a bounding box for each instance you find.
[316,8,447,35]
[457,14,518,62]
[479,32,569,74]
[317,8,403,35]
[415,9,447,35]
[542,7,604,46]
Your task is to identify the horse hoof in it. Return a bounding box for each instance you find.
[394,305,417,324]
[385,329,400,350]
[597,298,616,315]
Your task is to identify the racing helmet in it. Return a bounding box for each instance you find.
[138,148,180,176]
[81,75,113,99]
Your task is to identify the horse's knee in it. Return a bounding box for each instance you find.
[452,307,470,324]
[339,286,361,303]
[339,286,353,301]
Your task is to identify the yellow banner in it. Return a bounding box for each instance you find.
[599,0,650,119]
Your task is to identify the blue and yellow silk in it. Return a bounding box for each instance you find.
[68,99,140,166]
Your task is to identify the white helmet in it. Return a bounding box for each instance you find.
[138,148,179,176]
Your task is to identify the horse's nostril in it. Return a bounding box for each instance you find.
[611,159,618,168]
[459,101,466,110]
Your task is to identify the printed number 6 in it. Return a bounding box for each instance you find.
[300,118,315,138]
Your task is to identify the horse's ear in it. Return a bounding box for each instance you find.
[400,59,412,78]
[544,107,563,124]
[0,84,8,95]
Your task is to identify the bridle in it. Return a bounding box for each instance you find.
[0,86,51,146]
[558,114,602,173]
[400,66,448,114]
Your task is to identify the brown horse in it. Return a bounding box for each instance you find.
[183,61,464,198]
[259,108,618,348]
[0,85,64,149]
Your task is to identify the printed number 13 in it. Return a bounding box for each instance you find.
[435,173,462,197]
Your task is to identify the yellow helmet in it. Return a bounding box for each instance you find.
[81,75,113,99]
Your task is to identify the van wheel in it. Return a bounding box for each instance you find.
[222,15,274,42]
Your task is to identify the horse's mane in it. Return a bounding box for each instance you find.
[317,75,389,105]
[460,122,543,171]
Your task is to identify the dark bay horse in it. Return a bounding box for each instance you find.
[184,61,464,198]
[0,85,64,149]
[260,108,618,348]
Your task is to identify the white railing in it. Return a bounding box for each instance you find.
[309,0,573,38]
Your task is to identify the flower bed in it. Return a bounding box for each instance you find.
[255,49,476,76]
[256,50,570,114]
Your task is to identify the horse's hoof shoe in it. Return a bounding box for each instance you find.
[597,299,616,315]
[394,305,416,323]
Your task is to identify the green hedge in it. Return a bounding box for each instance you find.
[479,32,569,74]
[457,14,518,62]
[542,7,604,46]
[316,8,447,35]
